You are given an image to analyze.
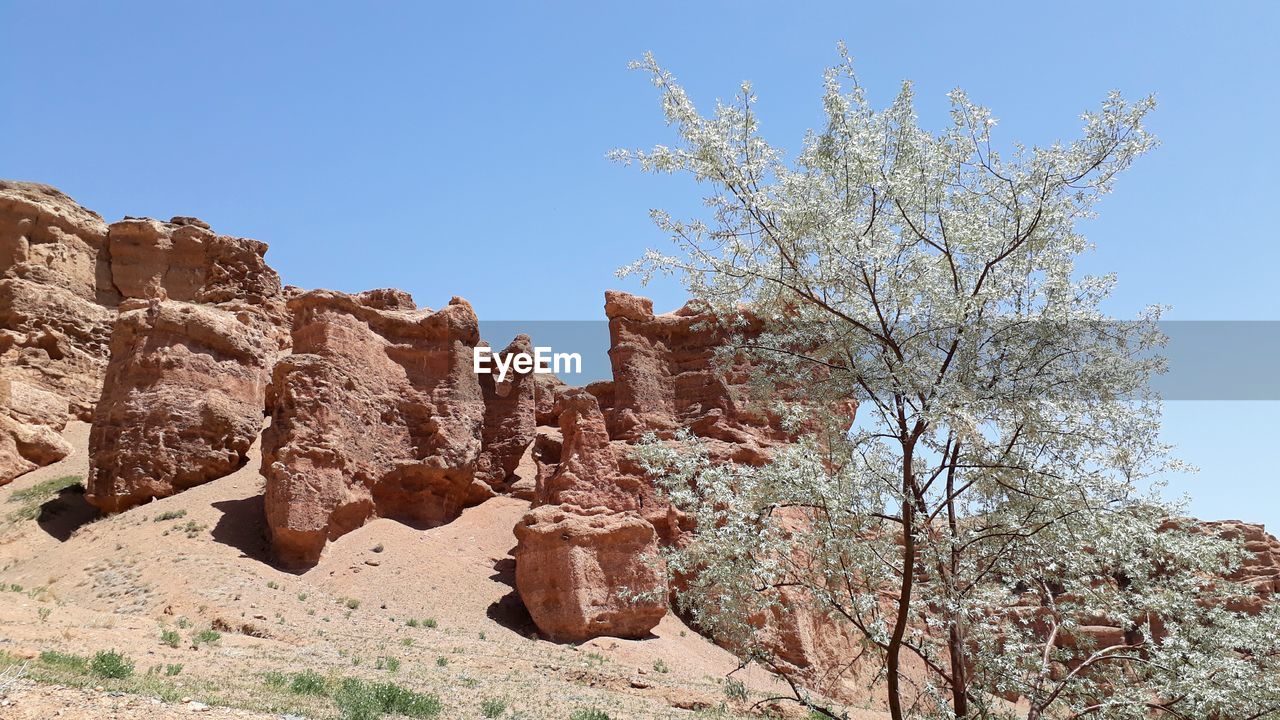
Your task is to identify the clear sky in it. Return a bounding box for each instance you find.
[2,2,1277,528]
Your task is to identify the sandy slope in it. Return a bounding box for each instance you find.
[0,422,853,719]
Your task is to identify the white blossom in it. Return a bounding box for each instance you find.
[618,48,1278,720]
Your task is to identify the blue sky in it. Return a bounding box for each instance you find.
[2,2,1277,528]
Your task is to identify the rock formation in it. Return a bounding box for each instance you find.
[84,299,277,512]
[2,181,291,487]
[512,388,668,641]
[261,289,492,568]
[0,378,74,484]
[106,216,282,307]
[476,334,539,492]
[1190,519,1279,614]
[0,181,116,422]
[510,293,800,642]
[602,290,780,458]
[514,504,668,642]
[0,180,116,305]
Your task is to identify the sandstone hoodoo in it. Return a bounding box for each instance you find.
[85,299,277,512]
[261,289,494,568]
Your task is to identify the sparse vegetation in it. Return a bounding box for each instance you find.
[39,651,88,672]
[176,519,207,538]
[160,629,180,647]
[435,656,448,667]
[267,580,280,590]
[152,509,186,522]
[375,656,400,672]
[5,475,80,522]
[164,663,183,676]
[724,677,748,702]
[345,597,361,610]
[652,658,670,674]
[570,709,610,720]
[422,617,437,628]
[334,677,442,720]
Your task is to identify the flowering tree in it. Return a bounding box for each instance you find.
[614,48,1280,719]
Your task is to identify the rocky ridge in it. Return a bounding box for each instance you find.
[1,180,1276,709]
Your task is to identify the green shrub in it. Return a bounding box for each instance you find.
[422,617,437,628]
[152,509,186,522]
[376,656,401,672]
[90,649,134,679]
[570,709,610,720]
[165,663,183,676]
[193,629,221,646]
[290,669,327,696]
[160,629,181,648]
[653,658,670,674]
[345,598,361,609]
[435,656,448,667]
[481,697,508,717]
[406,618,419,627]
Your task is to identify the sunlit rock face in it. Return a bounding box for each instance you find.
[85,299,276,512]
[261,289,492,569]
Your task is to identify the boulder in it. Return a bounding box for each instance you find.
[85,300,275,512]
[513,504,667,642]
[261,290,490,568]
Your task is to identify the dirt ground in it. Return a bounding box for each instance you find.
[0,422,882,720]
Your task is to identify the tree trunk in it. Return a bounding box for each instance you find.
[886,446,917,720]
[949,622,970,718]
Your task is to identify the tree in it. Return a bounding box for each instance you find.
[614,48,1280,719]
